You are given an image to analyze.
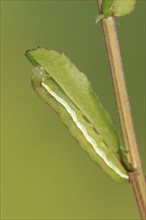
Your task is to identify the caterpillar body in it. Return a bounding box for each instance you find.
[26,47,134,183]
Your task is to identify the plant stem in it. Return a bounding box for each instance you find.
[97,2,146,219]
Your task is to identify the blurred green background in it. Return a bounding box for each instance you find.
[1,0,145,219]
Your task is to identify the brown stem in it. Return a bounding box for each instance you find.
[97,2,146,220]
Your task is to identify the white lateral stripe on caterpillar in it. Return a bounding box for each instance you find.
[41,79,128,180]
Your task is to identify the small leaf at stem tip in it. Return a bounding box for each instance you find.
[102,0,114,18]
[113,0,137,17]
[95,14,104,24]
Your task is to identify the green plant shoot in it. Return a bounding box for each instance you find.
[114,0,137,17]
[102,0,114,18]
[98,0,137,21]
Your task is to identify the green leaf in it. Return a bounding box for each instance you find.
[25,47,129,183]
[102,0,114,18]
[95,14,104,24]
[114,0,137,17]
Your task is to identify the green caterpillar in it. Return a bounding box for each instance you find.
[25,47,134,183]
